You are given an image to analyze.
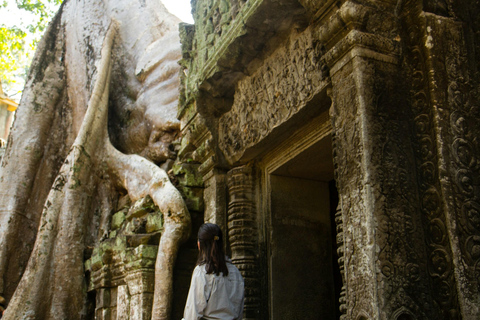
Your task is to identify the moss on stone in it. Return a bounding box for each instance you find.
[111,210,127,230]
[146,213,163,233]
[127,195,155,219]
[179,186,204,211]
[172,163,203,187]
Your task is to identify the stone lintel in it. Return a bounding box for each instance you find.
[326,29,399,74]
[329,44,399,77]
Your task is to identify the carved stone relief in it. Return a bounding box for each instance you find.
[422,13,480,317]
[219,28,329,163]
[179,0,480,319]
[401,5,460,318]
[330,59,374,319]
[329,36,443,317]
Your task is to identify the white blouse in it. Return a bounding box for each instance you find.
[182,259,245,320]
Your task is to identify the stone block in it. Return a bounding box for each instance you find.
[179,101,197,130]
[110,287,118,307]
[126,233,161,247]
[179,186,204,212]
[96,288,111,308]
[117,285,130,320]
[90,251,104,271]
[94,308,102,320]
[129,293,154,320]
[114,235,127,251]
[111,308,117,319]
[124,248,157,270]
[126,269,156,295]
[146,213,163,233]
[111,210,126,230]
[127,196,155,219]
[178,134,194,160]
[84,258,92,272]
[133,244,158,260]
[95,306,117,320]
[172,163,204,187]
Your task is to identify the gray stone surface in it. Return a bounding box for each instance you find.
[178,0,480,319]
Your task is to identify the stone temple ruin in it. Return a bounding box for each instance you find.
[175,0,480,319]
[1,0,480,320]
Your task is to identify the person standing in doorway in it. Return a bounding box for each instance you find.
[183,223,244,320]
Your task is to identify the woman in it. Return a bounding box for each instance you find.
[183,223,244,320]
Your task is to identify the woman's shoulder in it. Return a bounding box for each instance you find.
[225,259,243,280]
[193,264,207,276]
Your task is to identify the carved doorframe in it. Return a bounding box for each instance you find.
[258,110,339,319]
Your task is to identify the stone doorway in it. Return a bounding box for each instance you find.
[261,116,341,319]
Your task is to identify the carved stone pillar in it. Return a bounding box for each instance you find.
[227,165,259,320]
[328,6,436,318]
[202,167,228,232]
[401,2,480,317]
[125,269,155,320]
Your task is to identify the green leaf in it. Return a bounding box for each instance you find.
[1,0,63,96]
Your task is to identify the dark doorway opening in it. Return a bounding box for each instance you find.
[268,134,341,320]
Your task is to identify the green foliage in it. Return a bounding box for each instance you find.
[15,0,62,34]
[0,25,29,95]
[0,0,62,97]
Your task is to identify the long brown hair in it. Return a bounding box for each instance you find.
[197,223,229,276]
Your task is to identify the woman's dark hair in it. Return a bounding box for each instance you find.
[197,223,229,276]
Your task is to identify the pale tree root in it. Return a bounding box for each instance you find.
[103,144,191,320]
[3,18,190,320]
[2,21,116,320]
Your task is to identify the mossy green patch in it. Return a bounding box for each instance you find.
[146,213,163,233]
[111,210,127,230]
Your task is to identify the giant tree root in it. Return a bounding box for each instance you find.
[2,20,190,320]
[104,144,191,320]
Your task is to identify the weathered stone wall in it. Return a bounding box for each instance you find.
[179,0,480,319]
[85,195,162,319]
[400,1,480,317]
[218,27,329,163]
[330,44,436,319]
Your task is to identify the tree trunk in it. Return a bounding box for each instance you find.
[0,0,190,319]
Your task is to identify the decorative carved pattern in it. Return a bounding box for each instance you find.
[329,111,347,319]
[402,4,460,317]
[219,31,328,162]
[185,0,251,95]
[330,21,438,318]
[227,165,259,319]
[194,0,248,47]
[330,60,373,319]
[439,13,480,313]
[372,111,430,319]
[335,204,347,319]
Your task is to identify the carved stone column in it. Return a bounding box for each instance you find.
[401,2,480,317]
[227,165,259,320]
[201,165,228,231]
[327,2,436,318]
